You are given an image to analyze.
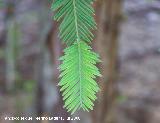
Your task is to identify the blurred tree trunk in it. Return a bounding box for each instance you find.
[35,8,52,117]
[92,0,122,123]
[35,46,45,116]
[47,23,70,123]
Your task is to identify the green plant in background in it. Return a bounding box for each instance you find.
[0,0,3,7]
[51,0,101,114]
[6,20,21,91]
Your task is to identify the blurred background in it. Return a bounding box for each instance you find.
[0,0,160,123]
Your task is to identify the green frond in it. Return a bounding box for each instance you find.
[51,0,101,114]
[59,41,101,114]
[51,0,97,45]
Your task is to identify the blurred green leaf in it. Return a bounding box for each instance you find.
[23,80,36,92]
[0,0,4,8]
[116,95,128,103]
[0,48,4,58]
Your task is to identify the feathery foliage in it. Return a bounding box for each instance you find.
[51,0,101,114]
[51,0,96,45]
[59,41,101,114]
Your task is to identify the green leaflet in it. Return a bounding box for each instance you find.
[51,0,96,45]
[51,0,101,114]
[59,41,101,114]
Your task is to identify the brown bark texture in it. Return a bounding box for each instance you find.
[92,0,123,123]
[46,22,70,123]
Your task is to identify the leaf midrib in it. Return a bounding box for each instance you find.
[73,0,83,107]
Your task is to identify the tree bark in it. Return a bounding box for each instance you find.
[47,22,70,123]
[92,0,123,123]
